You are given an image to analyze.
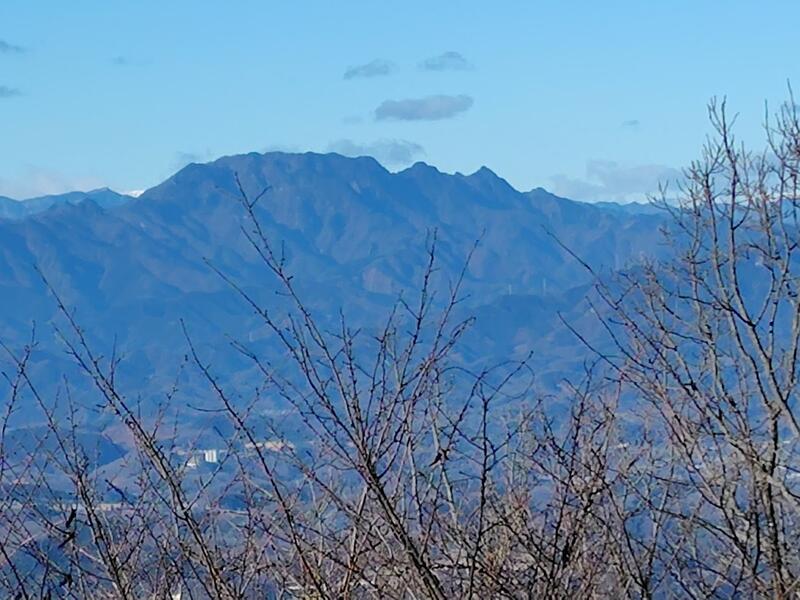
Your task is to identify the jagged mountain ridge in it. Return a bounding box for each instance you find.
[0,151,666,425]
[0,188,132,220]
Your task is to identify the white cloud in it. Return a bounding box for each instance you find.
[344,59,396,80]
[419,51,473,72]
[550,160,680,203]
[327,139,425,167]
[375,94,473,121]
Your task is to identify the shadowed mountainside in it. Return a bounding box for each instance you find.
[0,152,667,429]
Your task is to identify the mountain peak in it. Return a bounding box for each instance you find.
[404,161,442,174]
[460,164,518,200]
[471,165,498,178]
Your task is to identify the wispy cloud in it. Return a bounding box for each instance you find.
[327,139,425,167]
[0,40,25,54]
[375,94,473,121]
[0,85,22,98]
[0,166,106,199]
[343,59,395,80]
[173,149,215,170]
[419,51,473,72]
[550,160,680,202]
[262,143,301,153]
[111,55,150,67]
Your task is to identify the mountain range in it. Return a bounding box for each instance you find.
[0,152,668,434]
[0,188,131,220]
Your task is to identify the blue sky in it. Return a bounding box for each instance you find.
[1,1,799,201]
